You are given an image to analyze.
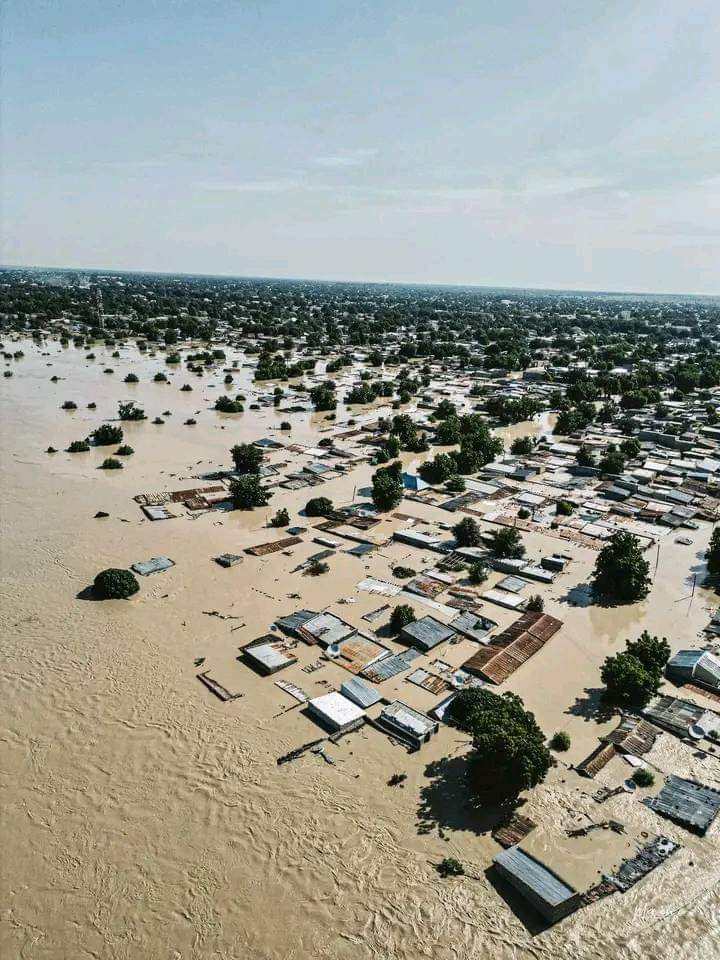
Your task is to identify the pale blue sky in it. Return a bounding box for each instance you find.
[2,1,719,293]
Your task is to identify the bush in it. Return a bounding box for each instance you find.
[437,858,465,878]
[632,768,655,788]
[99,457,123,469]
[116,445,134,456]
[270,507,290,528]
[46,446,58,453]
[510,436,534,456]
[215,395,244,413]
[91,424,123,446]
[305,496,333,517]
[445,475,466,492]
[550,731,571,751]
[280,421,291,431]
[180,383,193,391]
[390,604,415,633]
[153,372,168,382]
[306,559,330,576]
[230,475,272,510]
[67,439,90,452]
[392,565,416,579]
[124,373,139,383]
[556,500,574,516]
[518,507,531,520]
[61,400,77,410]
[93,568,139,599]
[468,560,489,585]
[118,402,146,421]
[526,594,544,612]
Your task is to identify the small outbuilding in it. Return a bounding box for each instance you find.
[400,615,456,652]
[307,692,366,732]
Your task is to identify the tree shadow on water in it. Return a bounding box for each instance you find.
[416,753,513,837]
[565,686,616,723]
[559,582,595,607]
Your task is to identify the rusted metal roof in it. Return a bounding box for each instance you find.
[493,813,537,848]
[245,535,303,556]
[603,717,659,756]
[576,742,617,778]
[461,611,562,684]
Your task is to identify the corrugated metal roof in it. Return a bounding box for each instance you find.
[275,609,318,634]
[494,846,576,906]
[340,676,383,708]
[400,615,455,651]
[644,775,720,835]
[361,647,421,682]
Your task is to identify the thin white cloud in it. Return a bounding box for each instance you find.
[312,149,377,168]
[196,178,302,194]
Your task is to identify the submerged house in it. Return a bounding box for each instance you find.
[399,615,456,652]
[377,700,439,748]
[666,650,720,694]
[644,775,720,836]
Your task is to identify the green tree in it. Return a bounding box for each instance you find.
[372,461,404,512]
[468,560,489,585]
[230,475,272,510]
[488,527,525,559]
[231,443,263,474]
[215,395,244,413]
[270,507,290,527]
[600,630,669,708]
[510,436,534,456]
[91,424,123,446]
[705,528,720,579]
[453,516,482,547]
[305,496,334,517]
[599,447,626,474]
[390,604,415,633]
[592,531,651,603]
[575,444,596,468]
[93,568,139,599]
[448,689,551,800]
[418,453,456,485]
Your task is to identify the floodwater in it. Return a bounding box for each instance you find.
[1,339,719,960]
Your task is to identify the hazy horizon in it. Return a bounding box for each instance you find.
[3,1,719,295]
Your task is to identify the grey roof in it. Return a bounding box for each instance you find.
[643,775,720,835]
[301,612,356,646]
[131,556,174,576]
[667,650,720,690]
[361,647,422,682]
[380,700,438,737]
[493,846,576,907]
[643,696,710,737]
[496,575,530,594]
[275,609,318,634]
[450,610,497,642]
[340,676,383,708]
[400,615,456,651]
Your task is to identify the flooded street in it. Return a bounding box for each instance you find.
[1,340,719,960]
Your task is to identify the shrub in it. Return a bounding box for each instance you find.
[215,395,244,413]
[518,507,531,520]
[116,445,134,456]
[184,418,197,425]
[180,383,193,391]
[153,372,168,382]
[92,424,123,446]
[306,559,330,576]
[118,402,146,421]
[61,400,77,410]
[445,475,466,492]
[46,446,58,453]
[632,768,655,788]
[556,500,574,516]
[390,604,415,633]
[280,421,291,431]
[468,561,489,585]
[124,373,139,383]
[510,436,534,455]
[392,565,416,579]
[270,507,290,528]
[550,731,571,751]
[100,457,123,469]
[67,440,90,452]
[93,568,139,599]
[305,496,333,517]
[526,594,544,612]
[437,858,465,878]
